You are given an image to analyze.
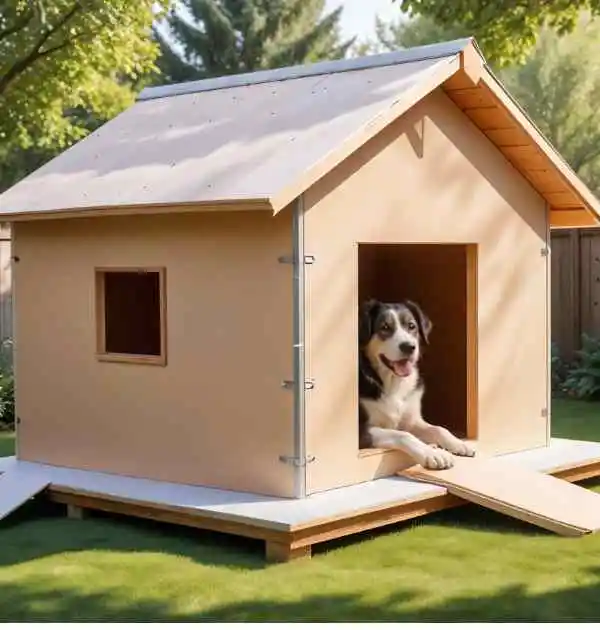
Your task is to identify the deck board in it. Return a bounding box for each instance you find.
[0,438,600,562]
[0,438,598,530]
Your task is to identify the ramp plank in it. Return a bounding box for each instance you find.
[0,468,50,520]
[398,456,600,537]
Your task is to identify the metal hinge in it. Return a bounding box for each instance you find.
[541,407,548,418]
[540,247,549,257]
[279,454,316,466]
[282,378,315,390]
[277,254,315,265]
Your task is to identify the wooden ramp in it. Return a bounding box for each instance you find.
[400,456,600,536]
[0,466,50,520]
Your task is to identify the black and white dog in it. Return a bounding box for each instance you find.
[358,299,475,470]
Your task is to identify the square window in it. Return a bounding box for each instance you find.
[96,268,166,365]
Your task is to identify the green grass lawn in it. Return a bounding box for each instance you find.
[0,400,600,621]
[0,432,15,457]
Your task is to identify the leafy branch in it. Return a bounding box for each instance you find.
[0,2,83,95]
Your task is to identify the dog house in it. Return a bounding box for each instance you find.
[2,38,600,561]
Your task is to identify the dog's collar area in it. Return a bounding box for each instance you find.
[359,352,385,392]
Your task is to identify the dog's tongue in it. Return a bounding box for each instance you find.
[391,359,413,377]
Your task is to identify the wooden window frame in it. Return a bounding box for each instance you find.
[95,266,167,366]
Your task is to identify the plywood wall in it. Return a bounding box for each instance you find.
[303,88,549,494]
[14,211,296,497]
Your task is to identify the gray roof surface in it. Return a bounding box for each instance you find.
[0,39,470,217]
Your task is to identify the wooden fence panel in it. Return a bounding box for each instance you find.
[551,231,577,360]
[551,228,600,361]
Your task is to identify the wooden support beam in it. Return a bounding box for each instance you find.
[265,541,311,563]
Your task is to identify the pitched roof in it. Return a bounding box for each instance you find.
[0,38,598,228]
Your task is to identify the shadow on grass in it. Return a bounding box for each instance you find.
[1,568,600,621]
[0,484,565,574]
[317,503,552,557]
[0,498,267,571]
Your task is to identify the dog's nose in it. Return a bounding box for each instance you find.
[399,341,416,355]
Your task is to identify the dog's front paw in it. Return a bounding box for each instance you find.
[420,446,454,470]
[449,440,476,458]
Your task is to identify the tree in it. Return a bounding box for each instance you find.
[154,0,354,84]
[394,0,600,66]
[370,12,600,197]
[501,18,600,196]
[0,0,169,153]
[361,14,469,55]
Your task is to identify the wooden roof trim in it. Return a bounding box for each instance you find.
[269,54,463,214]
[477,68,600,225]
[550,209,600,229]
[2,198,272,223]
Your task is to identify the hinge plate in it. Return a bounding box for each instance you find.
[541,407,548,418]
[282,378,315,390]
[541,247,549,257]
[279,454,316,466]
[277,254,315,264]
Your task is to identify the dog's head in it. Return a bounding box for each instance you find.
[359,299,432,378]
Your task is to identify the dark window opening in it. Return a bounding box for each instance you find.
[97,269,164,360]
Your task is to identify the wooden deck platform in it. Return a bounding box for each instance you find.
[1,438,600,562]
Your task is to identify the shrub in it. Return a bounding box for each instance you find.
[550,341,567,394]
[562,334,600,401]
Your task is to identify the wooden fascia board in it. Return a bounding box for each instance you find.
[0,198,273,223]
[550,208,600,229]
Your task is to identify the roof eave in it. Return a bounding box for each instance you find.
[269,37,600,229]
[0,198,274,223]
[477,68,600,229]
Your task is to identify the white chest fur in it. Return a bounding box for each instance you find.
[360,370,423,431]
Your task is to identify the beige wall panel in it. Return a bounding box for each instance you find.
[13,211,295,497]
[304,88,548,494]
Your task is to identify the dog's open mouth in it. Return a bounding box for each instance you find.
[380,354,413,377]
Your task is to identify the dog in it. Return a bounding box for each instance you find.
[358,298,475,470]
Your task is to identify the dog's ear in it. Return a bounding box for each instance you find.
[405,300,432,345]
[359,299,380,346]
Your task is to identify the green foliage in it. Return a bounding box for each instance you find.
[551,341,568,394]
[365,14,470,54]
[0,338,14,431]
[563,334,600,400]
[0,0,169,152]
[0,143,55,193]
[154,0,354,84]
[394,0,600,66]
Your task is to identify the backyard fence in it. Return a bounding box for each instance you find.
[551,227,600,361]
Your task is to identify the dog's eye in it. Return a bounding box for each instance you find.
[380,323,391,332]
[408,322,417,331]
